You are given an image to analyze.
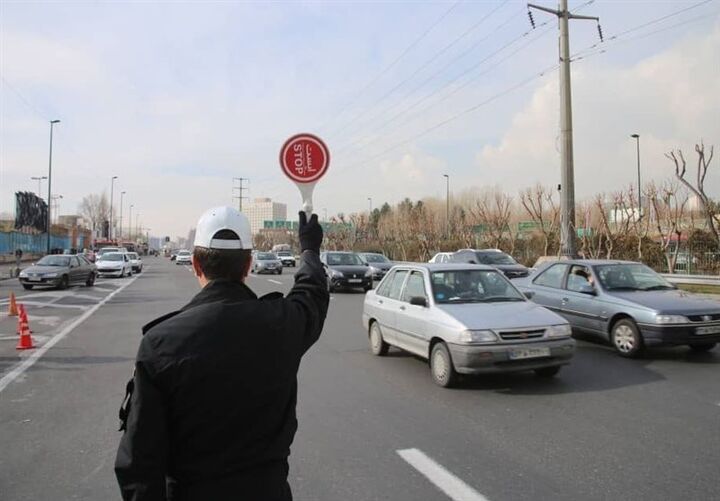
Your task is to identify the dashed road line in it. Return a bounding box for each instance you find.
[397,448,489,501]
[0,274,140,394]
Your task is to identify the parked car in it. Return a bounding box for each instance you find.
[322,251,373,292]
[362,263,575,387]
[518,259,720,357]
[359,252,393,280]
[18,254,97,290]
[451,249,529,278]
[97,246,127,260]
[429,252,454,264]
[175,250,191,265]
[253,252,283,274]
[127,252,143,273]
[276,250,296,267]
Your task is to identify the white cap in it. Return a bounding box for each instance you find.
[193,206,253,250]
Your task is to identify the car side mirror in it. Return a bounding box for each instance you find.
[364,262,369,266]
[410,296,428,307]
[579,283,596,295]
[523,290,535,299]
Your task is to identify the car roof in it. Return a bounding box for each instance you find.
[323,251,357,254]
[541,258,639,266]
[390,262,496,272]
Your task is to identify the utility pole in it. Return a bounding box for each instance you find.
[110,176,118,241]
[46,120,60,254]
[528,0,602,257]
[631,134,641,217]
[119,191,126,241]
[233,177,248,212]
[443,174,450,238]
[368,197,373,213]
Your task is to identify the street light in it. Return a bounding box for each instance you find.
[368,197,372,213]
[631,134,641,217]
[443,174,450,237]
[46,119,60,254]
[30,176,48,199]
[129,204,134,240]
[119,191,126,241]
[110,176,118,241]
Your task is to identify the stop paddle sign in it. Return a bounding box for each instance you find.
[279,133,330,216]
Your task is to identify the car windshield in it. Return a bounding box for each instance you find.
[99,248,119,255]
[257,252,277,260]
[37,256,70,267]
[326,253,363,266]
[277,251,292,256]
[362,254,389,263]
[431,270,525,304]
[128,253,138,259]
[476,252,517,265]
[100,254,124,262]
[177,251,190,256]
[595,263,675,291]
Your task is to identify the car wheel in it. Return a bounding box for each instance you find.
[363,285,372,292]
[59,275,70,290]
[22,284,33,290]
[534,366,561,378]
[430,342,458,388]
[328,282,336,293]
[611,318,644,358]
[277,269,282,275]
[689,342,717,352]
[369,322,389,356]
[85,273,96,287]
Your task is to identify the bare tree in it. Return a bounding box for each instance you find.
[78,192,109,235]
[647,181,688,273]
[473,189,513,249]
[519,184,559,255]
[666,142,718,247]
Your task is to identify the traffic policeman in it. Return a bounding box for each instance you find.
[115,207,328,500]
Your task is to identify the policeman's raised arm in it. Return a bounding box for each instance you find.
[286,211,330,351]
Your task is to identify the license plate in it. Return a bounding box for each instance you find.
[28,276,42,282]
[696,325,720,335]
[508,347,551,360]
[348,279,362,283]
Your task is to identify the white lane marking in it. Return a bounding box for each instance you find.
[0,274,140,394]
[268,279,282,285]
[397,448,489,501]
[9,301,88,311]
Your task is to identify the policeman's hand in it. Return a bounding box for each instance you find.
[299,211,323,253]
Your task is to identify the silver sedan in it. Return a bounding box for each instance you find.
[362,263,575,387]
[517,259,720,357]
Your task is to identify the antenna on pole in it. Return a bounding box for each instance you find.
[232,177,248,212]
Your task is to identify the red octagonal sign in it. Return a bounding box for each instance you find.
[279,133,330,184]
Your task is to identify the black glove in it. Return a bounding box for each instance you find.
[299,211,323,253]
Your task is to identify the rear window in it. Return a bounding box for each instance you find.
[533,263,569,289]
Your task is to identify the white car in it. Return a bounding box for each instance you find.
[96,247,126,260]
[96,252,133,278]
[127,252,143,273]
[176,250,192,265]
[362,263,575,387]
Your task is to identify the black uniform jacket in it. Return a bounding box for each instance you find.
[115,250,329,500]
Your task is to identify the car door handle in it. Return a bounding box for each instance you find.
[378,299,384,304]
[399,305,406,311]
[561,297,569,304]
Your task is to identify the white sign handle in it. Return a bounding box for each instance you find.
[297,182,316,219]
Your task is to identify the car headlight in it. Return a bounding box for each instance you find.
[44,272,58,278]
[458,329,498,344]
[655,314,689,324]
[365,268,373,277]
[19,271,28,278]
[547,324,572,338]
[330,269,343,278]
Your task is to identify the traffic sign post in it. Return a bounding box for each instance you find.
[279,133,330,217]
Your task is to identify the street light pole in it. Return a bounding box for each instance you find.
[109,176,118,241]
[631,134,641,216]
[119,191,126,241]
[129,205,134,240]
[443,174,450,238]
[46,119,60,254]
[368,197,372,213]
[31,176,48,199]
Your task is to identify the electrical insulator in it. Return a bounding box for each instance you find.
[528,10,536,29]
[597,24,604,42]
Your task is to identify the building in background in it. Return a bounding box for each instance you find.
[244,198,287,235]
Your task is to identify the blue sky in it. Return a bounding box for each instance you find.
[1,0,718,238]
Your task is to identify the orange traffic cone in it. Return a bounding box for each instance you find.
[17,305,35,350]
[8,292,18,316]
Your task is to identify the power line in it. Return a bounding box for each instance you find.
[327,0,512,139]
[316,0,461,133]
[0,76,50,121]
[335,64,559,173]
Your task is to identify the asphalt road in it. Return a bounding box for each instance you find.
[0,258,718,500]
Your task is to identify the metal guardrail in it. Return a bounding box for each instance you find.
[661,273,720,286]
